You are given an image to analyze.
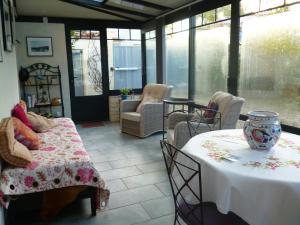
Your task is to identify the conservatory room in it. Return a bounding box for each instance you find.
[0,0,299,225]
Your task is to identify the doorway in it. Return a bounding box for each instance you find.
[66,28,109,122]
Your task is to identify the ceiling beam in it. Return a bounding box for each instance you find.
[67,0,154,18]
[100,4,154,18]
[60,0,140,22]
[121,0,172,11]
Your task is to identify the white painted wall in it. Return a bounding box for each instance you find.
[0,1,19,223]
[16,22,71,117]
[0,6,20,120]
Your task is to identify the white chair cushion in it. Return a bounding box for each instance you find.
[167,129,175,145]
[122,112,141,122]
[136,84,168,113]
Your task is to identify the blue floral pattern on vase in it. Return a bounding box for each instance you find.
[243,111,282,150]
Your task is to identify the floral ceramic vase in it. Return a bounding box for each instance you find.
[243,111,281,150]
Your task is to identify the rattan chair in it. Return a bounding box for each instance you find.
[120,84,172,137]
[167,92,245,149]
[160,140,249,225]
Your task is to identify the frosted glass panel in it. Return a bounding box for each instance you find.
[239,5,300,127]
[194,22,230,104]
[146,38,156,83]
[165,31,189,98]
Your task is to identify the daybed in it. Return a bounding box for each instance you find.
[0,117,109,223]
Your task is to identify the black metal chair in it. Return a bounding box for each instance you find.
[160,140,249,225]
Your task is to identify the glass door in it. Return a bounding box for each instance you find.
[68,29,108,122]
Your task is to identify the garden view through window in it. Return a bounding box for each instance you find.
[193,5,231,104]
[164,19,189,98]
[71,30,103,96]
[107,28,142,90]
[145,30,156,84]
[239,0,300,128]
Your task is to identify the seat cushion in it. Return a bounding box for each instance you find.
[211,92,233,117]
[27,112,56,133]
[0,118,33,167]
[136,84,167,113]
[122,112,141,122]
[167,129,175,145]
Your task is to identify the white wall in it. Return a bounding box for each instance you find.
[0,3,19,225]
[0,6,20,121]
[16,22,71,118]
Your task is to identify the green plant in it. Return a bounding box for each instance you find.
[120,88,130,96]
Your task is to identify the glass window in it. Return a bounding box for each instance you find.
[131,29,141,40]
[165,24,173,35]
[194,21,230,104]
[196,14,203,26]
[149,30,156,38]
[107,28,118,39]
[238,4,300,128]
[71,30,80,39]
[119,29,130,39]
[81,30,90,39]
[165,31,189,98]
[71,30,102,96]
[173,21,182,33]
[203,10,216,24]
[260,0,284,10]
[216,5,231,20]
[145,31,156,84]
[240,0,260,15]
[91,30,100,39]
[286,0,299,3]
[107,40,142,90]
[182,18,190,30]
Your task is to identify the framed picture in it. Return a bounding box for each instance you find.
[0,0,13,52]
[26,37,53,57]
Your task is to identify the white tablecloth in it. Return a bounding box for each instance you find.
[180,129,300,225]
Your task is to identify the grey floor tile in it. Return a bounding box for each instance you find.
[95,204,151,225]
[106,179,127,193]
[101,166,142,181]
[108,185,164,209]
[122,171,168,189]
[155,181,172,196]
[141,196,174,219]
[136,161,166,173]
[90,151,127,163]
[133,214,175,225]
[94,162,113,172]
[110,157,160,169]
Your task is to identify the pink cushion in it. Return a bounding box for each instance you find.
[11,104,33,130]
[203,101,218,119]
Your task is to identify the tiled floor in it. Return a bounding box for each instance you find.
[14,122,175,225]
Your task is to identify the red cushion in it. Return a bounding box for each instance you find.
[203,101,218,119]
[11,104,33,130]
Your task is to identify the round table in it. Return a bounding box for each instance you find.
[180,129,300,225]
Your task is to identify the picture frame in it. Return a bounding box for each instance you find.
[26,37,53,57]
[0,0,13,52]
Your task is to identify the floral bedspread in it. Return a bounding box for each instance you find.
[0,118,109,209]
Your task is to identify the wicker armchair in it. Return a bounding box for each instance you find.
[120,84,172,138]
[167,91,245,149]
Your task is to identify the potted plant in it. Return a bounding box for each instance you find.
[120,88,130,100]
